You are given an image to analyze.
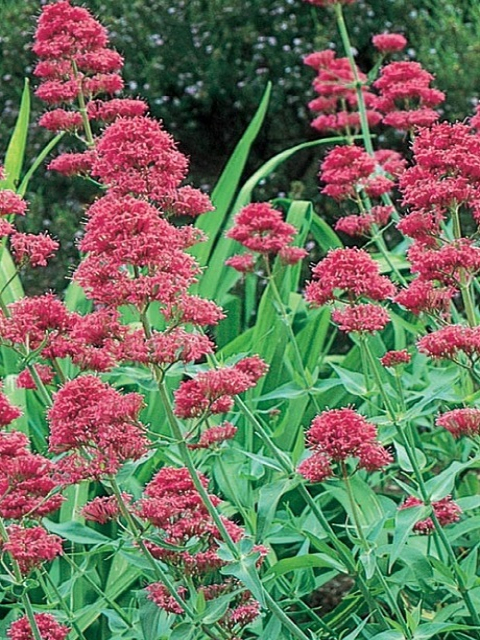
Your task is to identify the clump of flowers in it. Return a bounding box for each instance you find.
[225,202,307,272]
[305,247,394,333]
[3,525,63,575]
[304,50,380,134]
[400,496,461,534]
[298,408,392,482]
[436,408,480,438]
[8,613,70,640]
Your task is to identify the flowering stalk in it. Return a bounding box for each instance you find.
[233,395,391,629]
[263,258,321,413]
[0,518,44,640]
[362,338,480,632]
[340,462,412,638]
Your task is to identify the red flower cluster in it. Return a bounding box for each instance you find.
[417,324,480,362]
[374,61,445,130]
[8,613,70,640]
[81,493,129,524]
[174,356,268,419]
[298,408,392,482]
[380,350,411,368]
[305,248,394,333]
[3,525,62,574]
[320,146,396,201]
[139,467,242,572]
[304,50,380,134]
[305,248,395,306]
[436,408,480,438]
[372,33,407,54]
[33,0,143,131]
[48,375,148,480]
[226,202,307,271]
[400,496,461,534]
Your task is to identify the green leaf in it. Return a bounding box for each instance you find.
[310,214,343,252]
[369,632,405,640]
[425,459,479,501]
[221,554,266,607]
[394,441,427,472]
[0,79,30,190]
[330,364,367,396]
[389,504,429,570]
[266,553,346,577]
[43,519,112,545]
[413,623,476,639]
[191,82,272,267]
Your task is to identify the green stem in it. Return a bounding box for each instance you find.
[37,570,90,640]
[72,61,95,148]
[451,207,477,327]
[362,339,480,632]
[27,363,53,407]
[59,557,133,629]
[0,519,43,640]
[334,3,374,157]
[265,259,321,413]
[341,465,411,637]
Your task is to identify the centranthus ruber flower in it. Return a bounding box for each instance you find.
[48,375,148,480]
[304,50,380,134]
[400,496,461,534]
[417,325,480,362]
[436,408,480,438]
[8,613,70,640]
[305,247,395,306]
[225,202,307,271]
[298,408,392,482]
[372,33,407,54]
[174,356,268,419]
[3,525,63,574]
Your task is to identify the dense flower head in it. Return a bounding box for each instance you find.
[374,61,445,130]
[149,328,214,366]
[436,408,480,438]
[33,0,124,110]
[305,50,379,134]
[225,253,256,273]
[380,350,411,367]
[0,190,28,216]
[320,146,388,201]
[92,116,188,201]
[146,583,186,614]
[394,279,456,316]
[81,493,129,524]
[74,193,202,308]
[400,496,461,534]
[0,293,74,357]
[174,356,268,419]
[139,466,246,577]
[305,247,395,306]
[10,232,59,267]
[0,388,22,427]
[372,33,407,53]
[8,613,70,640]
[226,202,301,255]
[335,205,393,237]
[48,151,95,177]
[299,409,391,482]
[48,375,148,478]
[38,108,83,132]
[417,325,480,361]
[407,240,480,287]
[0,440,64,519]
[4,525,62,574]
[188,422,238,449]
[331,303,390,333]
[399,122,480,222]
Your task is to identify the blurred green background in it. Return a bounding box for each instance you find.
[1,0,479,292]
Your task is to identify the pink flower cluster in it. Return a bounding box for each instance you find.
[8,613,70,640]
[400,496,461,534]
[174,356,268,419]
[48,375,148,481]
[305,247,394,333]
[304,50,380,135]
[298,408,392,482]
[226,202,307,272]
[436,408,480,438]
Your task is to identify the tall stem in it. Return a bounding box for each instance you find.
[362,338,480,632]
